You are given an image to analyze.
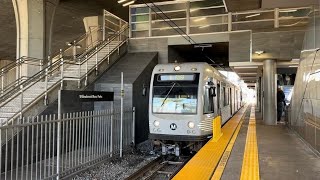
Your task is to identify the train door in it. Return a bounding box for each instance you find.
[217,83,221,115]
[204,78,215,117]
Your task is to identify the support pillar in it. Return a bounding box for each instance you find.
[12,0,59,77]
[263,59,277,125]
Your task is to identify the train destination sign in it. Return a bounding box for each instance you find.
[158,74,195,81]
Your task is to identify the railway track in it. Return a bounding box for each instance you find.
[126,156,190,180]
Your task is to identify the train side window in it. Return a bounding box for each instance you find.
[204,82,214,114]
[222,87,230,106]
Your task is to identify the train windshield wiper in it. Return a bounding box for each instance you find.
[161,82,176,107]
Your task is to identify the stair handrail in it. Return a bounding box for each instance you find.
[0,27,129,127]
[0,26,103,95]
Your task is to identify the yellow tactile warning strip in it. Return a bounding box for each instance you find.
[211,109,247,180]
[240,106,260,180]
[173,105,248,180]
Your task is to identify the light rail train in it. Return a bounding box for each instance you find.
[148,62,243,156]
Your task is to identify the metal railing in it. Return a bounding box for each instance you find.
[129,0,314,38]
[0,26,129,126]
[0,107,135,179]
[0,10,129,127]
[0,9,128,96]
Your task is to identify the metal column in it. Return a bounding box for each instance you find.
[263,59,277,125]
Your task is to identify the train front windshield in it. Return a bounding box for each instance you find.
[152,73,199,114]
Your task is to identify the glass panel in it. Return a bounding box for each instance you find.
[190,24,228,34]
[131,14,149,23]
[131,7,149,14]
[152,19,186,29]
[190,15,228,27]
[190,7,226,17]
[190,0,224,9]
[131,23,149,31]
[150,3,187,13]
[152,11,186,20]
[232,11,274,22]
[152,27,187,36]
[279,8,312,28]
[232,20,274,31]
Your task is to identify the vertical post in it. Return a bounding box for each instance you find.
[132,107,135,146]
[73,40,77,61]
[60,49,64,90]
[56,90,62,179]
[95,47,98,75]
[1,69,4,94]
[108,38,110,64]
[44,67,48,105]
[149,7,152,37]
[228,12,232,31]
[274,8,279,28]
[110,101,114,157]
[85,55,88,86]
[103,10,106,41]
[119,19,122,41]
[186,1,190,35]
[120,72,124,158]
[129,7,132,38]
[40,59,43,72]
[20,84,23,118]
[78,58,81,88]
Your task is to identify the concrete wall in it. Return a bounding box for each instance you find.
[129,38,168,63]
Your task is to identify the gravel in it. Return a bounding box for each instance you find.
[73,140,158,180]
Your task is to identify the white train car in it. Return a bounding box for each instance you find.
[149,62,242,156]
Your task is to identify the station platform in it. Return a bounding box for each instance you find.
[173,105,320,180]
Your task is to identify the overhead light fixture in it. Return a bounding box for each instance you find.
[245,13,260,18]
[237,73,257,75]
[123,0,134,6]
[234,66,258,69]
[289,65,299,68]
[280,9,297,13]
[117,0,127,3]
[291,58,300,61]
[254,50,265,55]
[194,17,206,22]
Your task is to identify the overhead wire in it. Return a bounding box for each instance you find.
[138,0,225,68]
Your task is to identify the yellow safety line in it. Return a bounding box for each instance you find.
[240,106,260,180]
[211,109,247,180]
[173,105,248,180]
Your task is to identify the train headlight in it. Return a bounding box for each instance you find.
[154,120,160,127]
[174,66,181,71]
[188,121,195,129]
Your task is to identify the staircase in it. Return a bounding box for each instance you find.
[0,11,129,126]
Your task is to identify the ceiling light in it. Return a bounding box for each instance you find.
[289,65,298,68]
[291,58,300,61]
[234,66,258,69]
[118,0,127,3]
[237,73,257,75]
[194,17,206,22]
[245,13,260,18]
[280,9,297,13]
[254,50,264,55]
[123,0,134,6]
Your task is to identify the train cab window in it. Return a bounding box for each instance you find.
[152,73,199,114]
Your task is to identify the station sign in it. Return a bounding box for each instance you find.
[61,90,114,102]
